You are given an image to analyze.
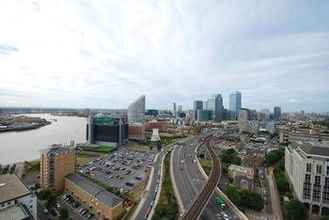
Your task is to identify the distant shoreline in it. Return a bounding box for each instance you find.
[0,122,51,133]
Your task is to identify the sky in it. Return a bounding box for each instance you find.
[0,0,328,113]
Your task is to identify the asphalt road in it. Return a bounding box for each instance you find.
[134,149,167,220]
[172,135,239,220]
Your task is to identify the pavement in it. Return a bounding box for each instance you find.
[171,135,240,220]
[266,167,283,220]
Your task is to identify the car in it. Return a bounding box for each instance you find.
[43,208,48,214]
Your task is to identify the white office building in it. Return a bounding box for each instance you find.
[127,95,145,123]
[285,141,329,215]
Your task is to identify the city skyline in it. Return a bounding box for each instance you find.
[0,1,329,112]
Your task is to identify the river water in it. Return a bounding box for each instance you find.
[0,114,87,165]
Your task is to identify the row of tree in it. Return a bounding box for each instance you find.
[225,184,264,211]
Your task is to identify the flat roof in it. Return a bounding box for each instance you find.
[66,174,123,207]
[0,205,30,220]
[294,141,329,157]
[0,174,30,203]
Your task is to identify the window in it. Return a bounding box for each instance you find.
[327,166,329,176]
[315,176,321,186]
[306,163,312,172]
[316,165,322,174]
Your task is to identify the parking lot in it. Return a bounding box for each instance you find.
[62,194,96,220]
[79,148,155,192]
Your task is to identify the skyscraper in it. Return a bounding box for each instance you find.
[274,106,281,121]
[173,102,177,118]
[178,105,182,113]
[229,91,242,119]
[87,114,128,147]
[128,95,145,123]
[193,100,203,120]
[206,94,224,122]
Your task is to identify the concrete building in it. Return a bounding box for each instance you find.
[87,114,128,147]
[206,94,224,122]
[285,141,329,215]
[65,174,125,220]
[0,174,37,220]
[144,120,169,132]
[193,100,203,120]
[127,95,145,123]
[40,144,76,191]
[274,106,281,121]
[228,165,254,190]
[229,91,242,120]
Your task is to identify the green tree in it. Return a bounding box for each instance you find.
[221,149,241,166]
[240,190,264,211]
[264,147,284,166]
[285,199,305,220]
[275,170,289,193]
[59,208,69,220]
[225,185,241,206]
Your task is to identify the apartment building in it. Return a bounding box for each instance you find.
[40,144,76,191]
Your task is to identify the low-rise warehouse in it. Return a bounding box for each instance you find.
[65,174,125,220]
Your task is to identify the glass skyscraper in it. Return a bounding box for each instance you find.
[128,95,145,123]
[229,91,242,119]
[206,94,224,122]
[193,100,203,120]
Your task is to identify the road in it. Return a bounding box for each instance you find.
[171,135,239,220]
[182,137,221,220]
[134,148,168,220]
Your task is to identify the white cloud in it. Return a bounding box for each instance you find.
[0,0,328,112]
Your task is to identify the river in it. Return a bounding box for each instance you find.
[0,114,87,165]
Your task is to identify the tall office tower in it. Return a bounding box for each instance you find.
[207,94,224,122]
[274,106,281,121]
[239,108,250,133]
[87,114,128,147]
[193,100,203,120]
[173,102,177,117]
[40,144,76,191]
[128,95,145,123]
[178,105,182,113]
[229,91,242,119]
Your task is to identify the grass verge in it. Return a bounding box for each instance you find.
[152,151,178,220]
[200,159,212,175]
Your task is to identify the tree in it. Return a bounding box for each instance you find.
[221,149,241,166]
[320,217,329,220]
[285,199,305,220]
[225,185,241,207]
[240,189,264,211]
[59,208,69,220]
[264,147,284,166]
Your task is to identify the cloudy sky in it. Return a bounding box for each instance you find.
[0,0,328,112]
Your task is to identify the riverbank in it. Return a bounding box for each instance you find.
[0,115,51,133]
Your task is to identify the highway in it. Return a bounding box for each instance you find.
[171,135,240,220]
[134,149,167,220]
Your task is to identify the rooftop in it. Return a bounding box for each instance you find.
[0,204,31,220]
[296,141,329,157]
[41,144,74,156]
[65,174,123,207]
[0,174,30,204]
